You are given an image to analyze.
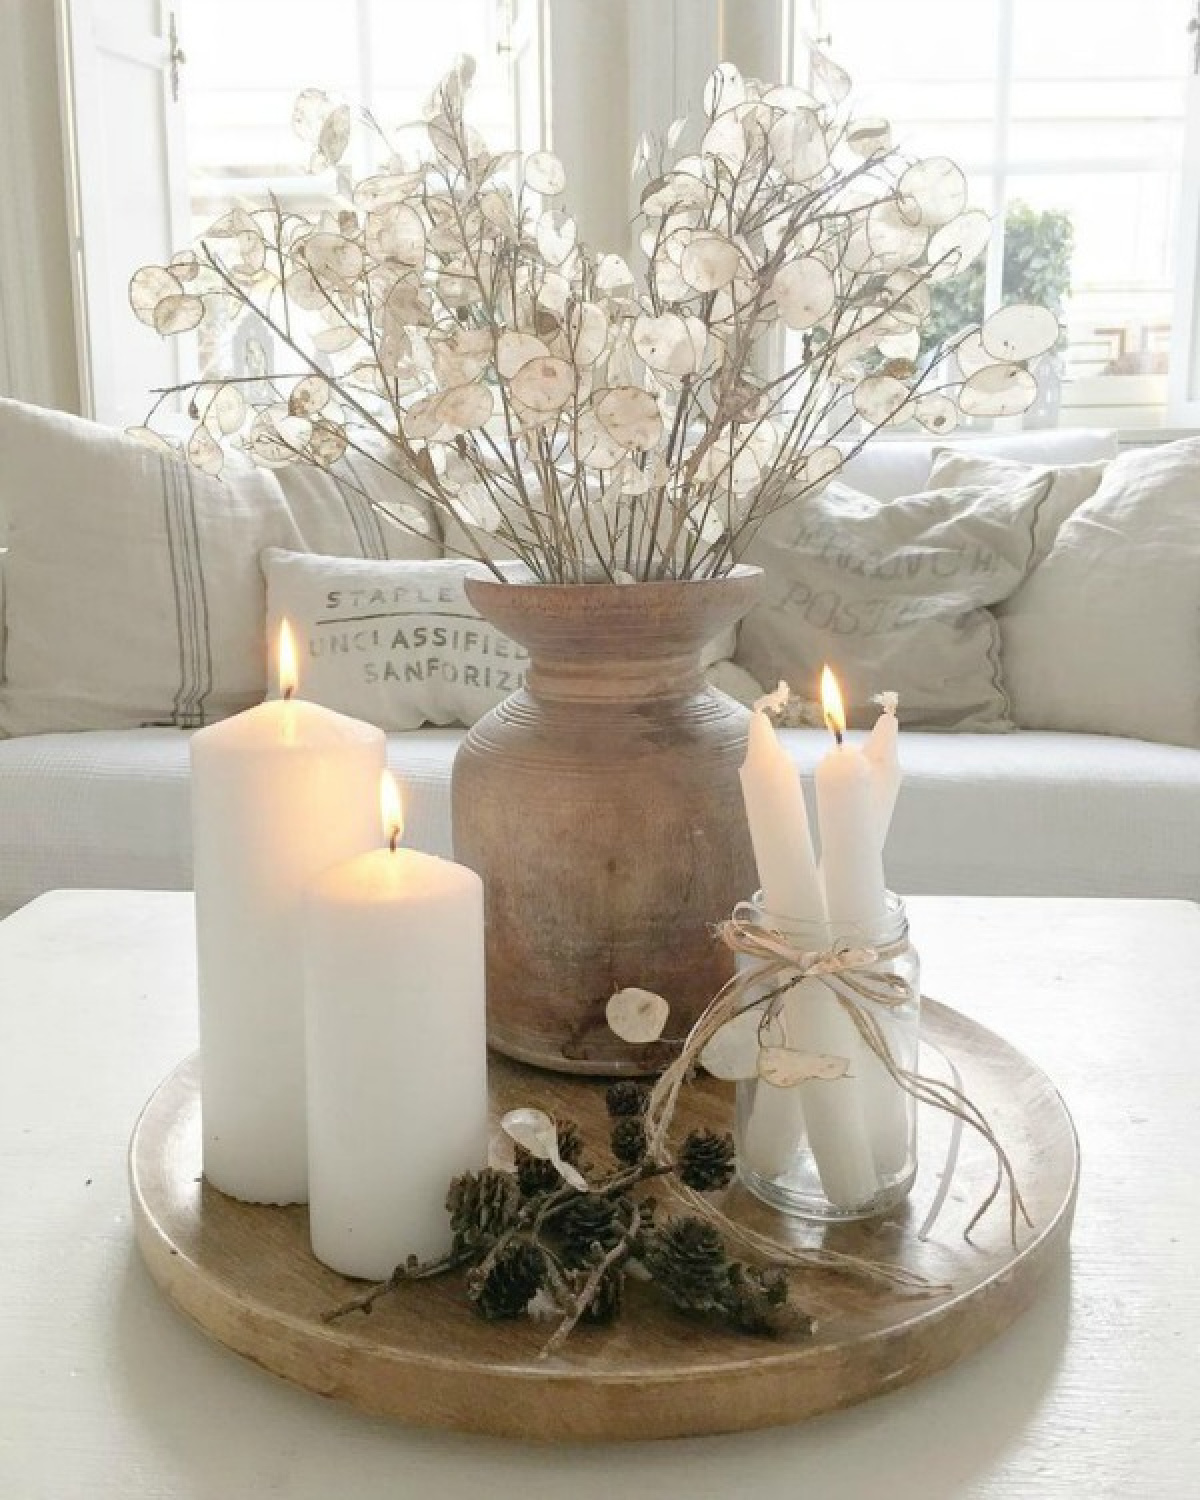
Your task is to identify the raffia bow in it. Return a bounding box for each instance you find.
[640,912,1031,1282]
[721,906,915,1014]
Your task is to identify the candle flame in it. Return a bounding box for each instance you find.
[381,770,404,852]
[278,619,298,701]
[820,664,846,744]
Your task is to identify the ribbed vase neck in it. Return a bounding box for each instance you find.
[463,568,764,707]
[526,650,707,704]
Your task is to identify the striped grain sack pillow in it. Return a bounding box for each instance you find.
[0,399,438,736]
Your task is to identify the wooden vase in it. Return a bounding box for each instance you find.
[451,566,762,1075]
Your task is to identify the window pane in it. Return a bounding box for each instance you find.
[1008,0,1187,424]
[803,0,1192,427]
[179,0,529,376]
[1006,171,1176,424]
[182,0,521,227]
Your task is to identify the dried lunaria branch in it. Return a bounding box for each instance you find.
[131,50,1057,583]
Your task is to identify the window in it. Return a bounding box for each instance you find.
[182,0,531,236]
[60,0,1200,434]
[803,0,1195,430]
[179,0,540,378]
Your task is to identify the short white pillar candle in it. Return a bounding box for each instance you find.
[191,622,386,1205]
[304,773,489,1280]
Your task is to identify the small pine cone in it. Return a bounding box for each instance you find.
[610,1117,647,1166]
[515,1118,586,1199]
[581,1267,626,1325]
[723,1263,815,1338]
[642,1216,730,1314]
[554,1193,626,1266]
[446,1168,520,1251]
[470,1242,547,1321]
[677,1129,736,1193]
[556,1118,586,1167]
[515,1147,561,1199]
[605,1081,649,1119]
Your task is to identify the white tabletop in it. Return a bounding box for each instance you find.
[2,890,1199,1499]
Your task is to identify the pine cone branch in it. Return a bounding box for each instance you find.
[469,1241,547,1321]
[610,1116,648,1166]
[605,1081,650,1118]
[677,1129,736,1192]
[581,1266,625,1325]
[723,1263,815,1338]
[641,1216,731,1314]
[516,1117,587,1198]
[446,1168,520,1252]
[554,1192,627,1267]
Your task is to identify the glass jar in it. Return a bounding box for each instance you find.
[734,892,920,1221]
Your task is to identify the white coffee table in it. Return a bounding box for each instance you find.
[2,890,1198,1498]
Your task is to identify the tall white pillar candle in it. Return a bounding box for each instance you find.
[191,622,386,1205]
[305,774,488,1279]
[738,688,877,1205]
[814,667,908,1178]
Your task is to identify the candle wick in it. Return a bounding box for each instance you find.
[283,685,295,702]
[834,727,843,746]
[389,826,400,854]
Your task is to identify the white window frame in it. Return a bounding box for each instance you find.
[60,0,1200,437]
[1169,68,1200,425]
[808,0,1197,436]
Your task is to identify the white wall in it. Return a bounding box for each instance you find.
[0,0,81,413]
[546,0,631,256]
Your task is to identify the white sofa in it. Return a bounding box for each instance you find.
[2,426,1198,917]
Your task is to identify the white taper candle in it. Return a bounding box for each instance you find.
[815,669,908,1181]
[738,686,878,1205]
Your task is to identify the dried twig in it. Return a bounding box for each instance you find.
[128,54,1053,582]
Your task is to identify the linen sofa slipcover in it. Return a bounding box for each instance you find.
[8,422,1191,918]
[0,725,1196,919]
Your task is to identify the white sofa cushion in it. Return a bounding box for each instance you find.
[0,728,463,915]
[262,550,530,729]
[837,427,1119,500]
[996,437,1200,747]
[0,726,1196,917]
[927,449,1108,568]
[0,400,439,737]
[736,472,1055,729]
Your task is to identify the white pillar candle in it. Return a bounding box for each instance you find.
[815,667,908,1180]
[305,773,488,1280]
[191,621,386,1205]
[738,687,877,1206]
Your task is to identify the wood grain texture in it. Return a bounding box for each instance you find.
[128,1001,1077,1442]
[451,570,762,1075]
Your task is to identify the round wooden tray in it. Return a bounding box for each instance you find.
[129,1000,1078,1442]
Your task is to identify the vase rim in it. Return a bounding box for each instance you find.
[466,563,762,598]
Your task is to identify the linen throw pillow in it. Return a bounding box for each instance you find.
[0,399,439,736]
[735,472,1055,730]
[992,437,1200,746]
[262,551,530,730]
[927,449,1108,569]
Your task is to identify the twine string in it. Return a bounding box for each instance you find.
[915,1039,966,1243]
[640,915,1031,1289]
